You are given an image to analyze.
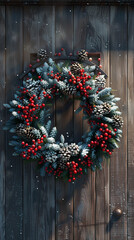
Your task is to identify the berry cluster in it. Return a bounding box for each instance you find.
[21,135,46,160]
[68,69,92,97]
[44,156,92,182]
[67,157,92,182]
[88,123,117,155]
[17,92,45,125]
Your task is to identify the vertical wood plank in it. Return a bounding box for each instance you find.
[5,6,23,239]
[73,6,95,240]
[73,5,110,240]
[37,6,56,240]
[127,6,134,240]
[55,6,74,240]
[23,6,55,240]
[0,6,5,240]
[110,6,127,240]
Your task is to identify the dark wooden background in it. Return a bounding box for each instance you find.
[0,1,134,240]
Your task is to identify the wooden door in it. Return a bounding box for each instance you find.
[0,2,134,240]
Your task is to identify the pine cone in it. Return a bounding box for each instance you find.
[70,62,82,75]
[16,124,39,140]
[62,84,77,95]
[58,146,71,169]
[78,49,88,61]
[95,75,106,89]
[112,115,123,128]
[38,49,47,59]
[102,103,111,114]
[58,159,68,170]
[45,151,58,163]
[93,105,104,118]
[68,143,80,156]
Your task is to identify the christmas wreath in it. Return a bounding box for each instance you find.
[4,49,123,182]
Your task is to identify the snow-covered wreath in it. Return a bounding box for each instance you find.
[4,49,123,182]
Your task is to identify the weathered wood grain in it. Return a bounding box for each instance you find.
[0,4,134,240]
[23,7,39,240]
[85,6,110,240]
[0,0,133,5]
[0,6,5,240]
[110,6,128,240]
[23,6,55,240]
[55,5,74,240]
[37,6,56,240]
[73,6,96,240]
[5,6,23,240]
[73,5,110,240]
[127,6,134,240]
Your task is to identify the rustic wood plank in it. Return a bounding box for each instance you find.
[55,6,74,240]
[23,7,39,240]
[73,5,110,240]
[0,6,5,240]
[109,6,127,240]
[73,6,96,240]
[37,6,56,240]
[87,7,110,240]
[5,6,23,239]
[0,0,134,5]
[127,6,134,240]
[23,6,55,240]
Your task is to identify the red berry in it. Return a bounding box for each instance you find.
[38,146,42,150]
[58,52,61,56]
[104,133,108,136]
[68,179,71,182]
[61,48,64,51]
[109,152,112,155]
[114,128,117,132]
[22,141,25,145]
[98,58,101,61]
[29,64,32,68]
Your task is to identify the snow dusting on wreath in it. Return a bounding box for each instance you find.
[4,49,123,182]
